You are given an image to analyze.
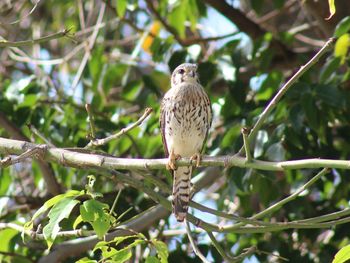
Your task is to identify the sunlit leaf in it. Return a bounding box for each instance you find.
[146,256,160,263]
[24,190,81,233]
[332,244,350,263]
[326,0,336,20]
[73,215,83,229]
[76,257,97,263]
[116,0,127,17]
[152,240,169,263]
[334,34,350,64]
[43,197,80,249]
[80,199,112,239]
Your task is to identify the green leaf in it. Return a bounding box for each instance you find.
[187,0,199,31]
[265,142,285,161]
[93,235,140,253]
[146,256,161,263]
[332,244,350,263]
[221,124,241,149]
[116,0,127,17]
[18,94,38,108]
[76,257,98,263]
[334,16,350,37]
[301,95,319,131]
[152,240,169,263]
[150,37,173,63]
[0,228,18,252]
[122,80,143,101]
[80,199,112,238]
[111,248,132,262]
[73,215,83,229]
[90,217,111,239]
[94,237,143,262]
[319,57,341,83]
[326,0,336,20]
[334,34,350,64]
[88,46,106,92]
[43,197,80,249]
[24,190,81,232]
[168,1,187,38]
[0,169,11,195]
[315,84,345,108]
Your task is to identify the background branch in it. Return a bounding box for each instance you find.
[0,28,75,47]
[0,114,61,196]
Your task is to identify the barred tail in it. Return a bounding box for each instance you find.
[172,166,192,222]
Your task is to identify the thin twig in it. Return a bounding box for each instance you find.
[0,222,93,240]
[225,168,329,231]
[109,189,122,215]
[8,41,86,65]
[185,220,211,263]
[27,124,55,147]
[85,104,96,140]
[251,168,329,220]
[238,37,336,155]
[0,28,75,47]
[0,145,47,168]
[207,231,235,262]
[231,247,257,262]
[241,127,252,162]
[85,107,153,148]
[0,0,40,26]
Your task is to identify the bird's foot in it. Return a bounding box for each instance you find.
[167,151,182,170]
[190,153,202,168]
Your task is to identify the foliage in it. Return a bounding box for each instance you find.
[332,244,350,263]
[0,0,350,262]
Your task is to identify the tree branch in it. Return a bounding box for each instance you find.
[185,219,211,263]
[2,137,350,172]
[238,37,336,155]
[0,28,75,47]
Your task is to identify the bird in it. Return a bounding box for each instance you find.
[160,63,212,222]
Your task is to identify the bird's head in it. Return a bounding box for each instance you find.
[171,63,199,87]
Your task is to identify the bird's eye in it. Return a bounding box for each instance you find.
[178,69,185,74]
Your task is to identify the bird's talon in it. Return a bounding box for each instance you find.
[167,152,181,170]
[175,154,182,160]
[167,160,177,170]
[190,153,202,167]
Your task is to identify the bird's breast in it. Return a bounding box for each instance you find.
[164,90,209,156]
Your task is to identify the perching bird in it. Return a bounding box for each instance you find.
[160,63,212,222]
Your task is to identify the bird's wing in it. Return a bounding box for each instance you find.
[159,99,169,157]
